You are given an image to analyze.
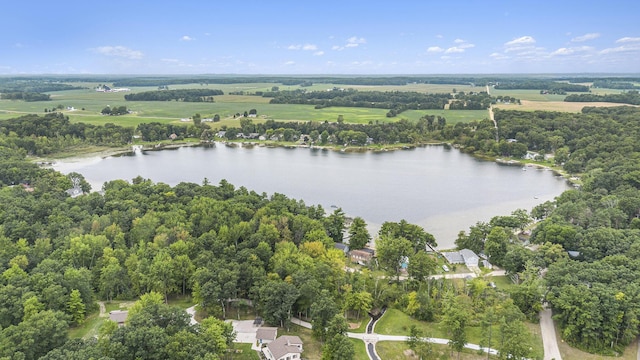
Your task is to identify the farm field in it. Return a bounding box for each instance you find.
[494,99,630,112]
[0,81,493,126]
[0,81,632,129]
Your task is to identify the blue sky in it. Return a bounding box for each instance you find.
[2,0,639,75]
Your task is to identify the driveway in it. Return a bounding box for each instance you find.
[540,307,562,360]
[228,320,259,344]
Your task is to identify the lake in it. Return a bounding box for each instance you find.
[53,144,570,249]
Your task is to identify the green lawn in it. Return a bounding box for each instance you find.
[375,308,448,339]
[228,343,260,360]
[68,308,101,339]
[376,341,494,359]
[351,338,369,360]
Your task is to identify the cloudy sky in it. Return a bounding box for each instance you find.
[1,0,639,74]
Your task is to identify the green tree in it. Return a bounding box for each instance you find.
[376,235,412,279]
[348,217,370,249]
[311,290,339,341]
[484,226,509,267]
[407,251,437,282]
[150,249,176,303]
[259,280,299,328]
[322,333,354,360]
[67,289,86,325]
[325,208,346,243]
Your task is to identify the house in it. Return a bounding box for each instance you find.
[443,249,480,268]
[349,249,374,265]
[262,335,303,360]
[443,251,464,264]
[334,242,349,255]
[256,327,278,346]
[459,249,479,267]
[109,310,128,326]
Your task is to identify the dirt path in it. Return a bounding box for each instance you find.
[540,307,562,360]
[98,301,106,317]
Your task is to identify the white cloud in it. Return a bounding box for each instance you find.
[505,36,536,46]
[284,61,295,66]
[346,36,366,48]
[313,51,324,56]
[427,46,444,53]
[453,38,465,44]
[93,46,143,59]
[288,44,319,51]
[551,46,594,56]
[600,44,640,54]
[458,43,475,49]
[332,45,342,51]
[571,33,600,42]
[490,52,509,60]
[180,35,194,41]
[161,58,180,63]
[616,37,640,43]
[445,47,465,54]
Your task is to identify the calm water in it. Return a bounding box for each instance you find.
[54,144,570,249]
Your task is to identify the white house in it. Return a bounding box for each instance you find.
[262,335,303,360]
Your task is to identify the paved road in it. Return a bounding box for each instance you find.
[540,307,562,360]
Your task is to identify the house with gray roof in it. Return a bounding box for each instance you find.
[262,335,303,360]
[443,249,481,268]
[256,327,278,346]
[109,310,128,326]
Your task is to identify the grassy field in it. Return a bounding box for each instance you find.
[374,308,542,357]
[228,343,260,360]
[352,338,369,360]
[556,323,638,360]
[494,99,628,113]
[0,81,491,127]
[376,341,494,360]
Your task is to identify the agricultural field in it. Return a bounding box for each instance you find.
[0,81,493,127]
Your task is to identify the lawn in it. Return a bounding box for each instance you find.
[376,341,494,360]
[351,338,369,360]
[494,99,625,113]
[228,343,260,360]
[486,275,518,292]
[68,308,101,339]
[374,308,448,339]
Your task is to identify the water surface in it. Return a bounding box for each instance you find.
[54,144,569,249]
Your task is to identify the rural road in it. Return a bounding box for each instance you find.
[98,301,106,317]
[186,305,198,325]
[540,307,562,360]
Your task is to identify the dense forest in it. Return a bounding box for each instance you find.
[0,92,51,101]
[494,80,589,92]
[564,90,640,105]
[0,79,83,93]
[266,88,452,116]
[124,89,224,102]
[1,102,640,357]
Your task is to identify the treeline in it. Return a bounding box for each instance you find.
[0,92,50,101]
[495,80,588,92]
[124,89,223,102]
[0,80,83,93]
[592,79,640,89]
[0,113,133,155]
[223,115,447,145]
[564,90,640,105]
[266,88,451,116]
[450,106,640,353]
[449,91,493,110]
